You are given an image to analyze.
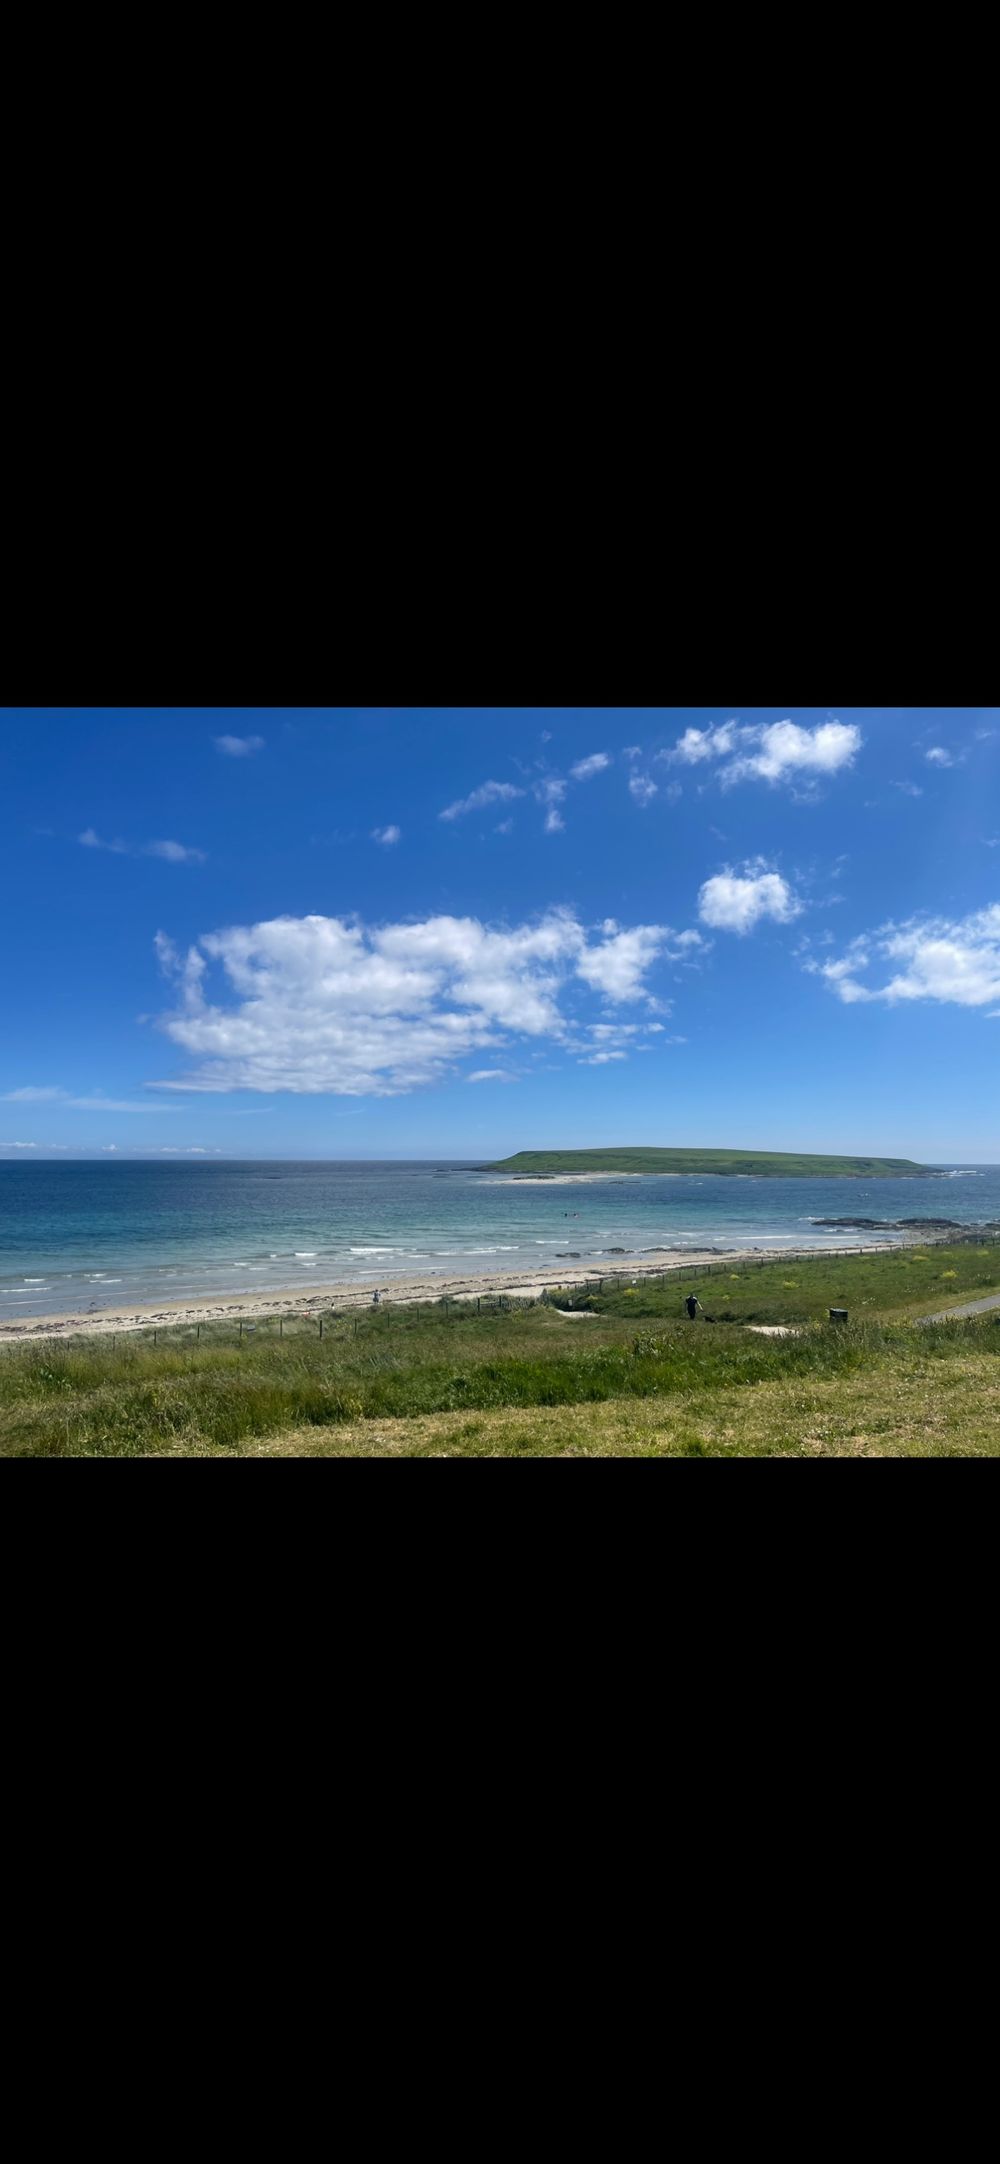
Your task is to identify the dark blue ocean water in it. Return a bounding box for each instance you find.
[1,1159,998,1318]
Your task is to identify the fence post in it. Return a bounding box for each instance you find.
[319,1316,323,1339]
[239,1319,243,1341]
[279,1317,283,1339]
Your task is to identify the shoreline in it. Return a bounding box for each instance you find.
[0,1240,906,1344]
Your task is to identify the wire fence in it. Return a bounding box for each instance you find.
[3,1227,998,1353]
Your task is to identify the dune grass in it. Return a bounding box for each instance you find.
[562,1241,1000,1324]
[3,1240,1000,1457]
[249,1353,1000,1456]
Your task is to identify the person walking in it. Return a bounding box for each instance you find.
[685,1292,703,1320]
[372,1287,381,1307]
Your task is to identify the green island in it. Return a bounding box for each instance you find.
[4,1239,1000,1457]
[480,1147,931,1178]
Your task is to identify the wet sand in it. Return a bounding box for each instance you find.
[0,1241,901,1344]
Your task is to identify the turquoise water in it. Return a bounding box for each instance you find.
[1,1159,998,1318]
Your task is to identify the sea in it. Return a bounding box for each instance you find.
[2,1159,1000,1320]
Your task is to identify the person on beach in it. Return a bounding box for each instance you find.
[685,1293,703,1320]
[372,1287,380,1307]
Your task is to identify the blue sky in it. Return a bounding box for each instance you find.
[2,706,998,1161]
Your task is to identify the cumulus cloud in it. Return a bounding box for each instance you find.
[544,807,564,833]
[148,908,673,1096]
[570,752,611,781]
[813,904,1000,1010]
[495,819,514,835]
[439,780,524,820]
[925,746,958,768]
[575,924,669,1000]
[215,734,265,757]
[578,1050,627,1064]
[628,774,658,807]
[698,862,801,934]
[664,718,860,789]
[467,1070,517,1083]
[892,781,923,797]
[371,825,401,846]
[80,829,205,863]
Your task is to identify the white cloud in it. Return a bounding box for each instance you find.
[371,825,401,846]
[148,908,671,1096]
[1,1086,180,1113]
[0,1140,39,1149]
[925,746,958,768]
[80,827,127,852]
[146,839,206,863]
[628,774,658,807]
[816,904,1000,1010]
[698,863,801,934]
[570,752,611,781]
[101,1144,118,1152]
[578,1050,627,1064]
[80,829,205,863]
[544,807,564,833]
[664,718,860,789]
[467,1069,517,1083]
[622,745,642,761]
[495,819,514,835]
[575,924,668,1000]
[892,781,923,797]
[215,734,265,757]
[439,780,524,820]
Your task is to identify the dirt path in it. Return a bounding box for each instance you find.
[917,1292,1000,1323]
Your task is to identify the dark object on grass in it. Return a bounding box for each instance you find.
[685,1294,702,1320]
[829,1308,849,1323]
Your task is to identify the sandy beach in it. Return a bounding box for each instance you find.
[0,1241,903,1344]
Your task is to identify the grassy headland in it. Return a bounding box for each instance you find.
[480,1147,931,1177]
[3,1240,999,1457]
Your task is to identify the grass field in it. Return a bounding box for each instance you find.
[3,1242,1000,1457]
[481,1147,930,1177]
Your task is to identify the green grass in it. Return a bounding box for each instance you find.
[567,1241,1000,1324]
[2,1242,1000,1456]
[481,1147,930,1177]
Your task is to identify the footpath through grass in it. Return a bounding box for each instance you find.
[3,1244,1000,1457]
[568,1241,1000,1324]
